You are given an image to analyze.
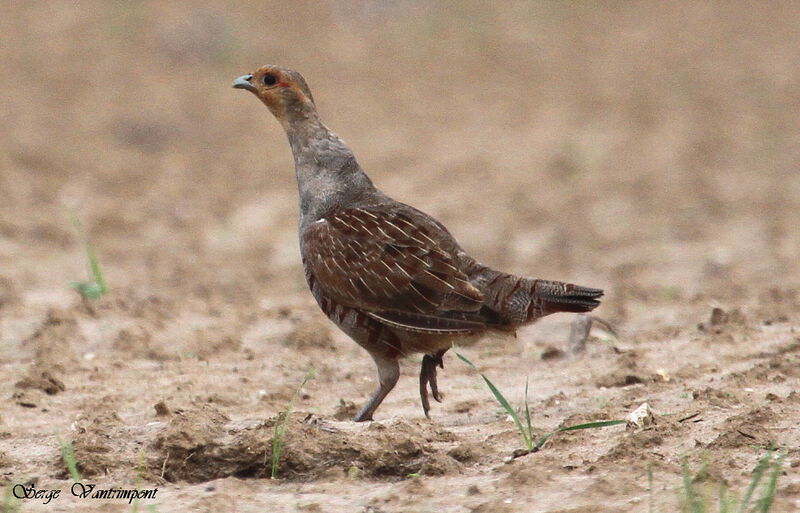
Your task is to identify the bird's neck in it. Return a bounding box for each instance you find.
[281,106,376,224]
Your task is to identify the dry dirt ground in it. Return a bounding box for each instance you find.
[2,2,800,512]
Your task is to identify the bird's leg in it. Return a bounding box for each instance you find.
[353,354,400,422]
[567,314,592,354]
[419,349,447,418]
[420,356,433,418]
[429,349,446,401]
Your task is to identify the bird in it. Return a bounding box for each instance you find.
[233,65,603,422]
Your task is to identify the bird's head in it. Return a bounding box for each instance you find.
[232,65,315,127]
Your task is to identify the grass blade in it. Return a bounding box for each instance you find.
[85,238,107,294]
[69,215,107,299]
[3,485,21,513]
[271,368,315,479]
[680,458,703,513]
[553,420,627,432]
[524,377,533,448]
[754,451,785,513]
[736,450,771,513]
[719,484,730,513]
[455,350,531,450]
[57,436,82,483]
[533,419,625,451]
[481,373,531,450]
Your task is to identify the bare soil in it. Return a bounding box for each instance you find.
[2,2,799,512]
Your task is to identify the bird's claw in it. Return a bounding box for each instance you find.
[419,350,447,418]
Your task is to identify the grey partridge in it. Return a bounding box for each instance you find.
[233,66,603,421]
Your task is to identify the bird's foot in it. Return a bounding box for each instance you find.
[352,412,373,422]
[419,349,447,418]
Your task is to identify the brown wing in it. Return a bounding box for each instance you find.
[301,206,485,332]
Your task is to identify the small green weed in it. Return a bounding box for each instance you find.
[57,436,81,483]
[455,349,624,454]
[132,500,160,513]
[69,216,107,299]
[676,449,786,513]
[129,450,160,513]
[131,499,160,513]
[271,368,315,479]
[2,485,21,513]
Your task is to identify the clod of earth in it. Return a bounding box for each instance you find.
[147,407,458,482]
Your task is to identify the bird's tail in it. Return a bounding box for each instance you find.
[468,265,603,328]
[532,279,603,315]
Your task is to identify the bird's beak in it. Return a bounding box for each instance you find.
[232,74,256,92]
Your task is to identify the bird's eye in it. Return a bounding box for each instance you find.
[263,73,277,86]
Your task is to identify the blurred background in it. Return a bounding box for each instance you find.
[2,0,799,328]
